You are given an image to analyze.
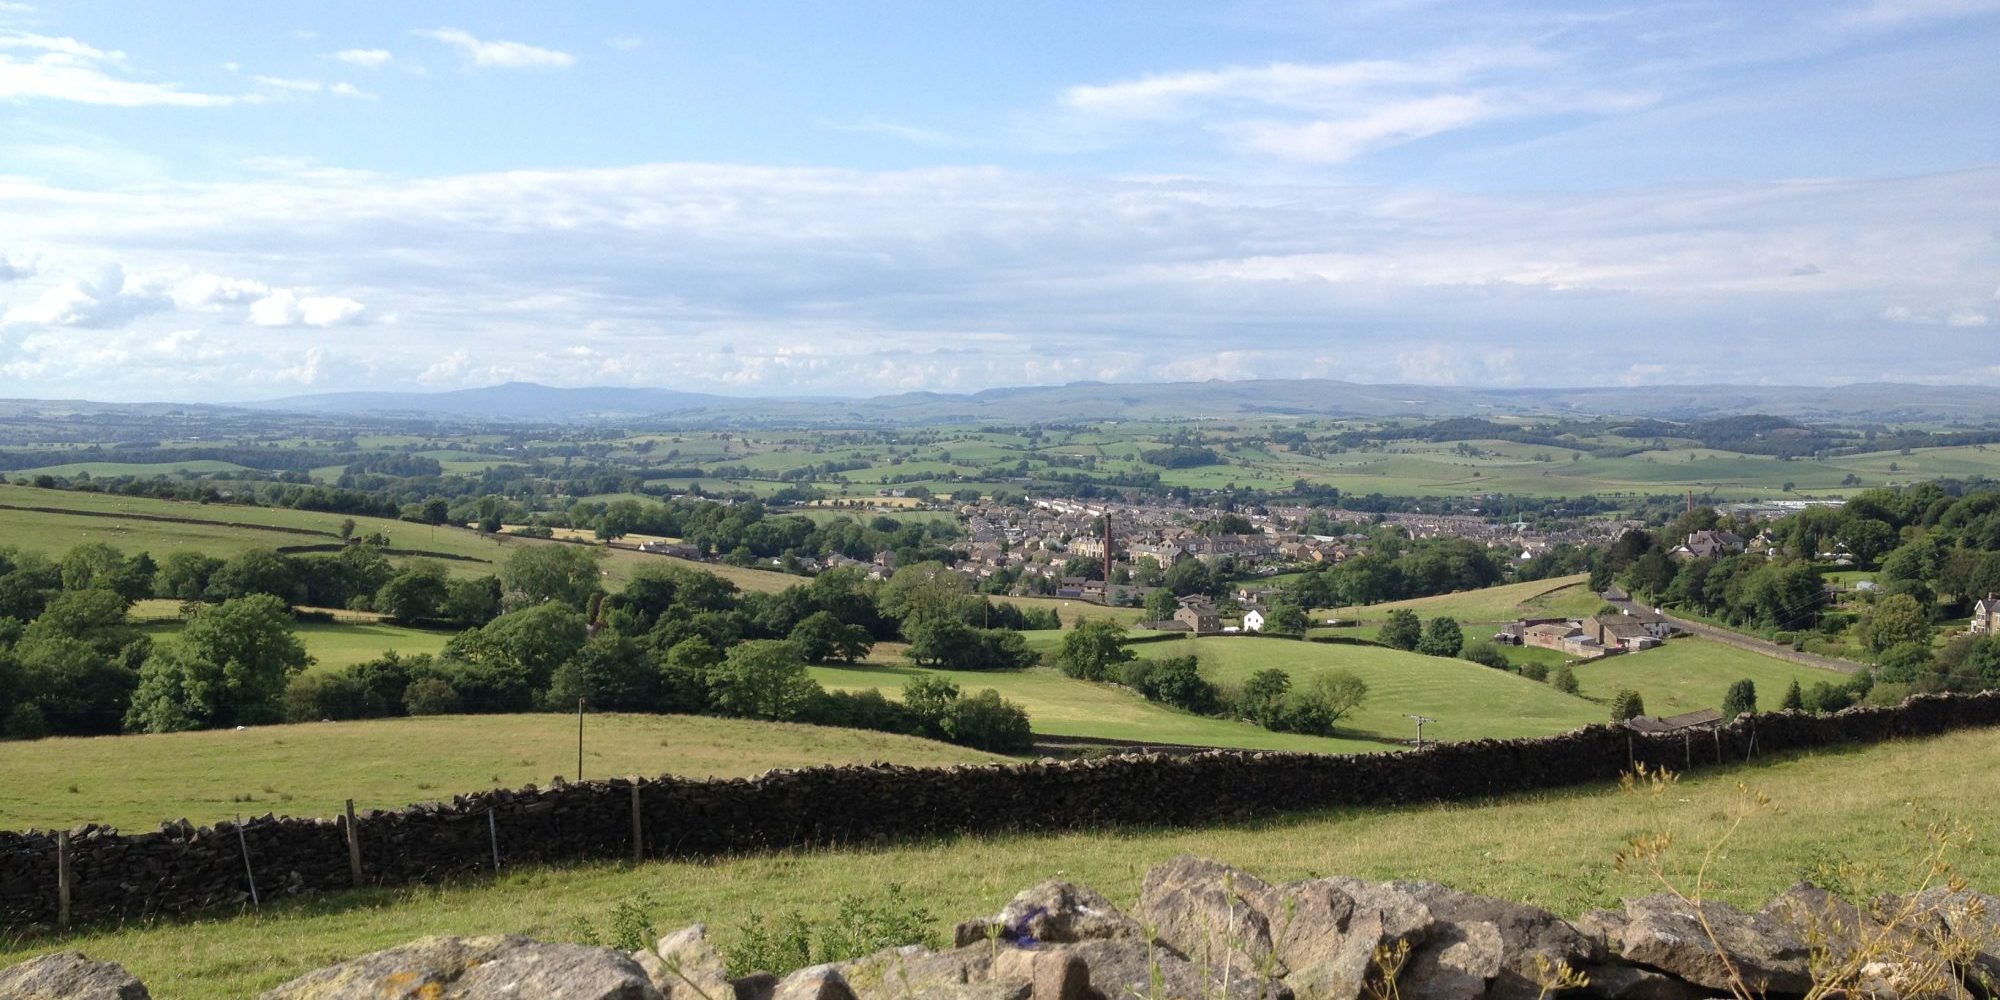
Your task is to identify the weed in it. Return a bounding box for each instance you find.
[726,883,938,977]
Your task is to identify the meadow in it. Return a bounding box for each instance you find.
[0,714,1001,831]
[1568,639,1844,716]
[5,727,1994,998]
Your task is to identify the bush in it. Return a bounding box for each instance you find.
[1279,670,1368,736]
[1721,678,1757,718]
[283,672,371,722]
[1417,616,1464,658]
[1460,640,1511,670]
[805,688,916,735]
[729,884,938,978]
[1379,609,1421,651]
[1519,661,1550,682]
[2,702,49,740]
[1120,654,1218,714]
[1550,663,1580,695]
[1610,688,1645,721]
[942,688,1032,753]
[402,676,463,715]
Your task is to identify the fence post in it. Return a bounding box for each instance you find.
[630,778,644,863]
[487,807,500,876]
[343,799,363,887]
[55,830,70,932]
[236,815,260,907]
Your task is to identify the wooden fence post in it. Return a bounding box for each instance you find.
[343,799,363,887]
[236,815,260,907]
[630,779,643,863]
[55,830,70,932]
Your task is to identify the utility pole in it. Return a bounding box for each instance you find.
[576,698,585,782]
[1406,714,1435,748]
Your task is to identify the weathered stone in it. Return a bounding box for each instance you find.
[771,963,857,1000]
[642,924,733,1000]
[0,951,150,1000]
[956,880,1141,948]
[837,942,994,999]
[731,971,778,1000]
[1399,919,1504,1000]
[1575,962,1713,1000]
[1583,895,1810,995]
[1030,952,1089,1000]
[1136,854,1279,978]
[259,935,664,999]
[1899,887,2000,983]
[1278,877,1434,1000]
[1388,879,1603,1000]
[1059,938,1289,1000]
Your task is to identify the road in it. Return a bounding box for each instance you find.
[1609,600,1861,675]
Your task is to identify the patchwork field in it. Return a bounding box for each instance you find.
[1569,638,1846,716]
[0,714,1002,831]
[8,725,1995,998]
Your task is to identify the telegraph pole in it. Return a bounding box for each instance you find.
[1406,714,1435,748]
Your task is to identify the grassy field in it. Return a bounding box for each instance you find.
[8,726,1996,998]
[1569,638,1847,716]
[1330,575,1592,624]
[1141,636,1605,743]
[808,662,1377,752]
[0,714,1002,831]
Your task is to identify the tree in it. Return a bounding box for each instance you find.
[446,602,590,691]
[1056,619,1134,681]
[403,677,462,715]
[879,562,969,629]
[155,551,224,602]
[548,634,660,712]
[206,549,303,605]
[708,640,820,721]
[1163,558,1216,598]
[1379,609,1421,651]
[375,561,451,623]
[790,611,874,664]
[440,575,503,628]
[1550,663,1580,695]
[125,594,311,732]
[1417,616,1463,657]
[1239,668,1292,729]
[1859,594,1931,654]
[1780,679,1805,711]
[1722,678,1758,718]
[1282,670,1368,735]
[901,675,961,738]
[499,544,605,610]
[1267,601,1308,635]
[1143,587,1179,620]
[1610,689,1645,721]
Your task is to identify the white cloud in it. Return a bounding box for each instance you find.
[332,48,392,68]
[173,272,268,309]
[418,348,472,384]
[252,75,374,99]
[1,265,169,328]
[272,346,325,384]
[415,28,573,69]
[248,288,367,327]
[605,36,643,52]
[0,251,32,281]
[0,32,239,106]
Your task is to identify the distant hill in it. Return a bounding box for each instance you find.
[245,378,2000,425]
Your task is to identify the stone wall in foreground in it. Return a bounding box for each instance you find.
[3,690,1995,929]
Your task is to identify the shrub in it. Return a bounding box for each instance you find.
[1721,678,1757,718]
[1238,668,1292,729]
[942,688,1032,754]
[1379,609,1421,651]
[1610,688,1645,721]
[1459,640,1511,670]
[729,884,937,977]
[402,677,463,715]
[1781,679,1805,711]
[1120,654,1218,714]
[1550,663,1580,695]
[1519,661,1550,682]
[1280,670,1368,736]
[2,702,49,741]
[283,672,371,722]
[1417,616,1464,658]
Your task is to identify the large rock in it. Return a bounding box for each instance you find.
[1893,886,2000,991]
[259,935,665,999]
[1136,856,1423,1000]
[0,951,149,1000]
[956,881,1142,948]
[771,963,858,1000]
[1058,937,1290,1000]
[1387,880,1602,1000]
[837,942,995,999]
[635,924,733,1000]
[1580,895,1810,995]
[1573,962,1712,1000]
[1278,877,1434,1000]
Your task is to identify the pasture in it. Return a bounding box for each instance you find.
[0,714,1001,831]
[8,725,1995,997]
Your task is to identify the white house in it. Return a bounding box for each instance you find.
[1242,609,1265,633]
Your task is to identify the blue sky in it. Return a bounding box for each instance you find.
[1,0,1996,400]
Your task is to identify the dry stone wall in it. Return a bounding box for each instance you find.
[3,691,1996,930]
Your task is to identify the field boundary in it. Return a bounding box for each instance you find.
[3,691,1996,931]
[0,502,337,539]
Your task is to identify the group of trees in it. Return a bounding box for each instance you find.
[1277,537,1506,610]
[1052,621,1368,737]
[562,498,962,572]
[1377,609,1466,658]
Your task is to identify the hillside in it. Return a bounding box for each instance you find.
[10,725,1997,997]
[0,714,1002,831]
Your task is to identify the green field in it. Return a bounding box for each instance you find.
[1142,636,1605,743]
[808,661,1379,752]
[0,714,1002,831]
[10,460,255,478]
[1331,575,1593,624]
[1569,638,1846,716]
[8,726,1996,998]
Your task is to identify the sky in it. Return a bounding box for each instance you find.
[0,1,1996,402]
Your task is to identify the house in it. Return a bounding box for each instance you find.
[1523,621,1583,651]
[1590,611,1674,650]
[1242,609,1265,633]
[1672,530,1746,560]
[1972,594,2000,635]
[1174,600,1220,635]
